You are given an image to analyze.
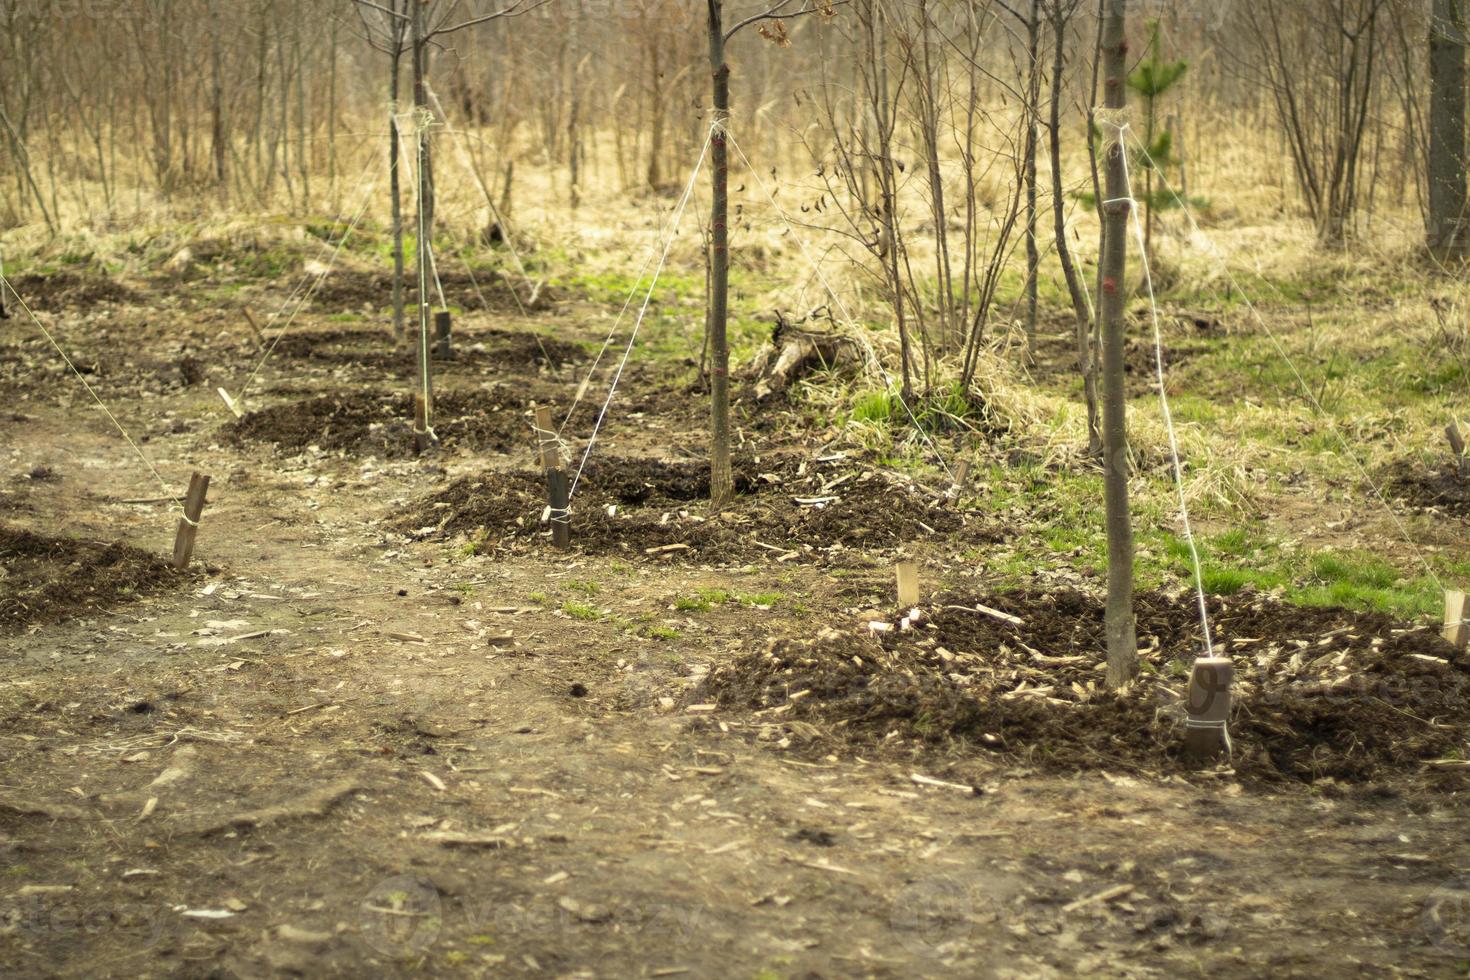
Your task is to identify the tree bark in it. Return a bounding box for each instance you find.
[1429,0,1468,260]
[707,0,734,509]
[1099,0,1138,688]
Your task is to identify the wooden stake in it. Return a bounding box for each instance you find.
[1443,590,1470,647]
[1448,421,1468,479]
[534,406,570,549]
[1182,657,1233,763]
[241,307,266,350]
[895,561,920,607]
[547,468,571,550]
[171,472,211,570]
[944,459,971,505]
[433,310,452,360]
[413,394,431,455]
[534,406,560,470]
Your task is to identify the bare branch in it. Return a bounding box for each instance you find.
[724,0,847,43]
[432,0,554,36]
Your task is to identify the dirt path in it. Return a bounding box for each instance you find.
[2,305,1468,978]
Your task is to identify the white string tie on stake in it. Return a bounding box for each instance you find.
[1099,109,1216,660]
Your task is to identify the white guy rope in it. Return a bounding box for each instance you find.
[566,131,714,501]
[1105,117,1215,658]
[723,129,955,481]
[0,271,183,510]
[1132,134,1446,592]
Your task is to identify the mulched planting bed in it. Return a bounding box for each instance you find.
[270,327,587,370]
[223,387,572,457]
[1385,460,1470,519]
[0,526,189,631]
[704,587,1470,787]
[306,270,551,314]
[8,270,138,310]
[398,453,1001,564]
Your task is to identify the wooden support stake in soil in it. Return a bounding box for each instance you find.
[944,460,972,505]
[895,561,920,608]
[433,310,452,360]
[1443,590,1470,647]
[1182,657,1233,763]
[534,406,571,550]
[1447,421,1468,479]
[171,471,211,570]
[413,395,430,455]
[241,307,266,350]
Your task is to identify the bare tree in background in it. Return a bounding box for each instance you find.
[706,0,838,508]
[1428,0,1469,260]
[1236,0,1387,247]
[1044,0,1101,456]
[355,0,412,346]
[353,0,549,452]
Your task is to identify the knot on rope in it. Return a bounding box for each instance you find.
[1093,106,1132,150]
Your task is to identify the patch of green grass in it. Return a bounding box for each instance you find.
[561,601,603,621]
[566,579,601,595]
[1154,528,1439,619]
[852,389,896,424]
[644,625,680,640]
[528,591,552,607]
[674,587,732,612]
[736,591,785,608]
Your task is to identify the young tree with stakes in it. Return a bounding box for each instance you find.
[705,0,838,508]
[352,0,548,452]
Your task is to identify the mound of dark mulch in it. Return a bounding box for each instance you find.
[704,588,1470,787]
[223,387,551,457]
[1386,460,1470,518]
[398,453,1000,564]
[0,526,188,631]
[270,327,586,369]
[307,270,550,314]
[9,271,137,310]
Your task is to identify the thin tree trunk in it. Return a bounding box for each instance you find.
[1048,6,1101,456]
[390,41,407,346]
[1099,0,1138,688]
[1023,0,1041,358]
[707,0,734,509]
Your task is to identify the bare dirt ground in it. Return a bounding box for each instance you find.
[2,271,1469,978]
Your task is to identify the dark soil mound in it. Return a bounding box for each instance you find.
[704,588,1470,787]
[270,327,585,369]
[307,270,549,314]
[1386,460,1470,518]
[399,453,999,564]
[0,526,187,631]
[10,271,137,310]
[223,387,542,457]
